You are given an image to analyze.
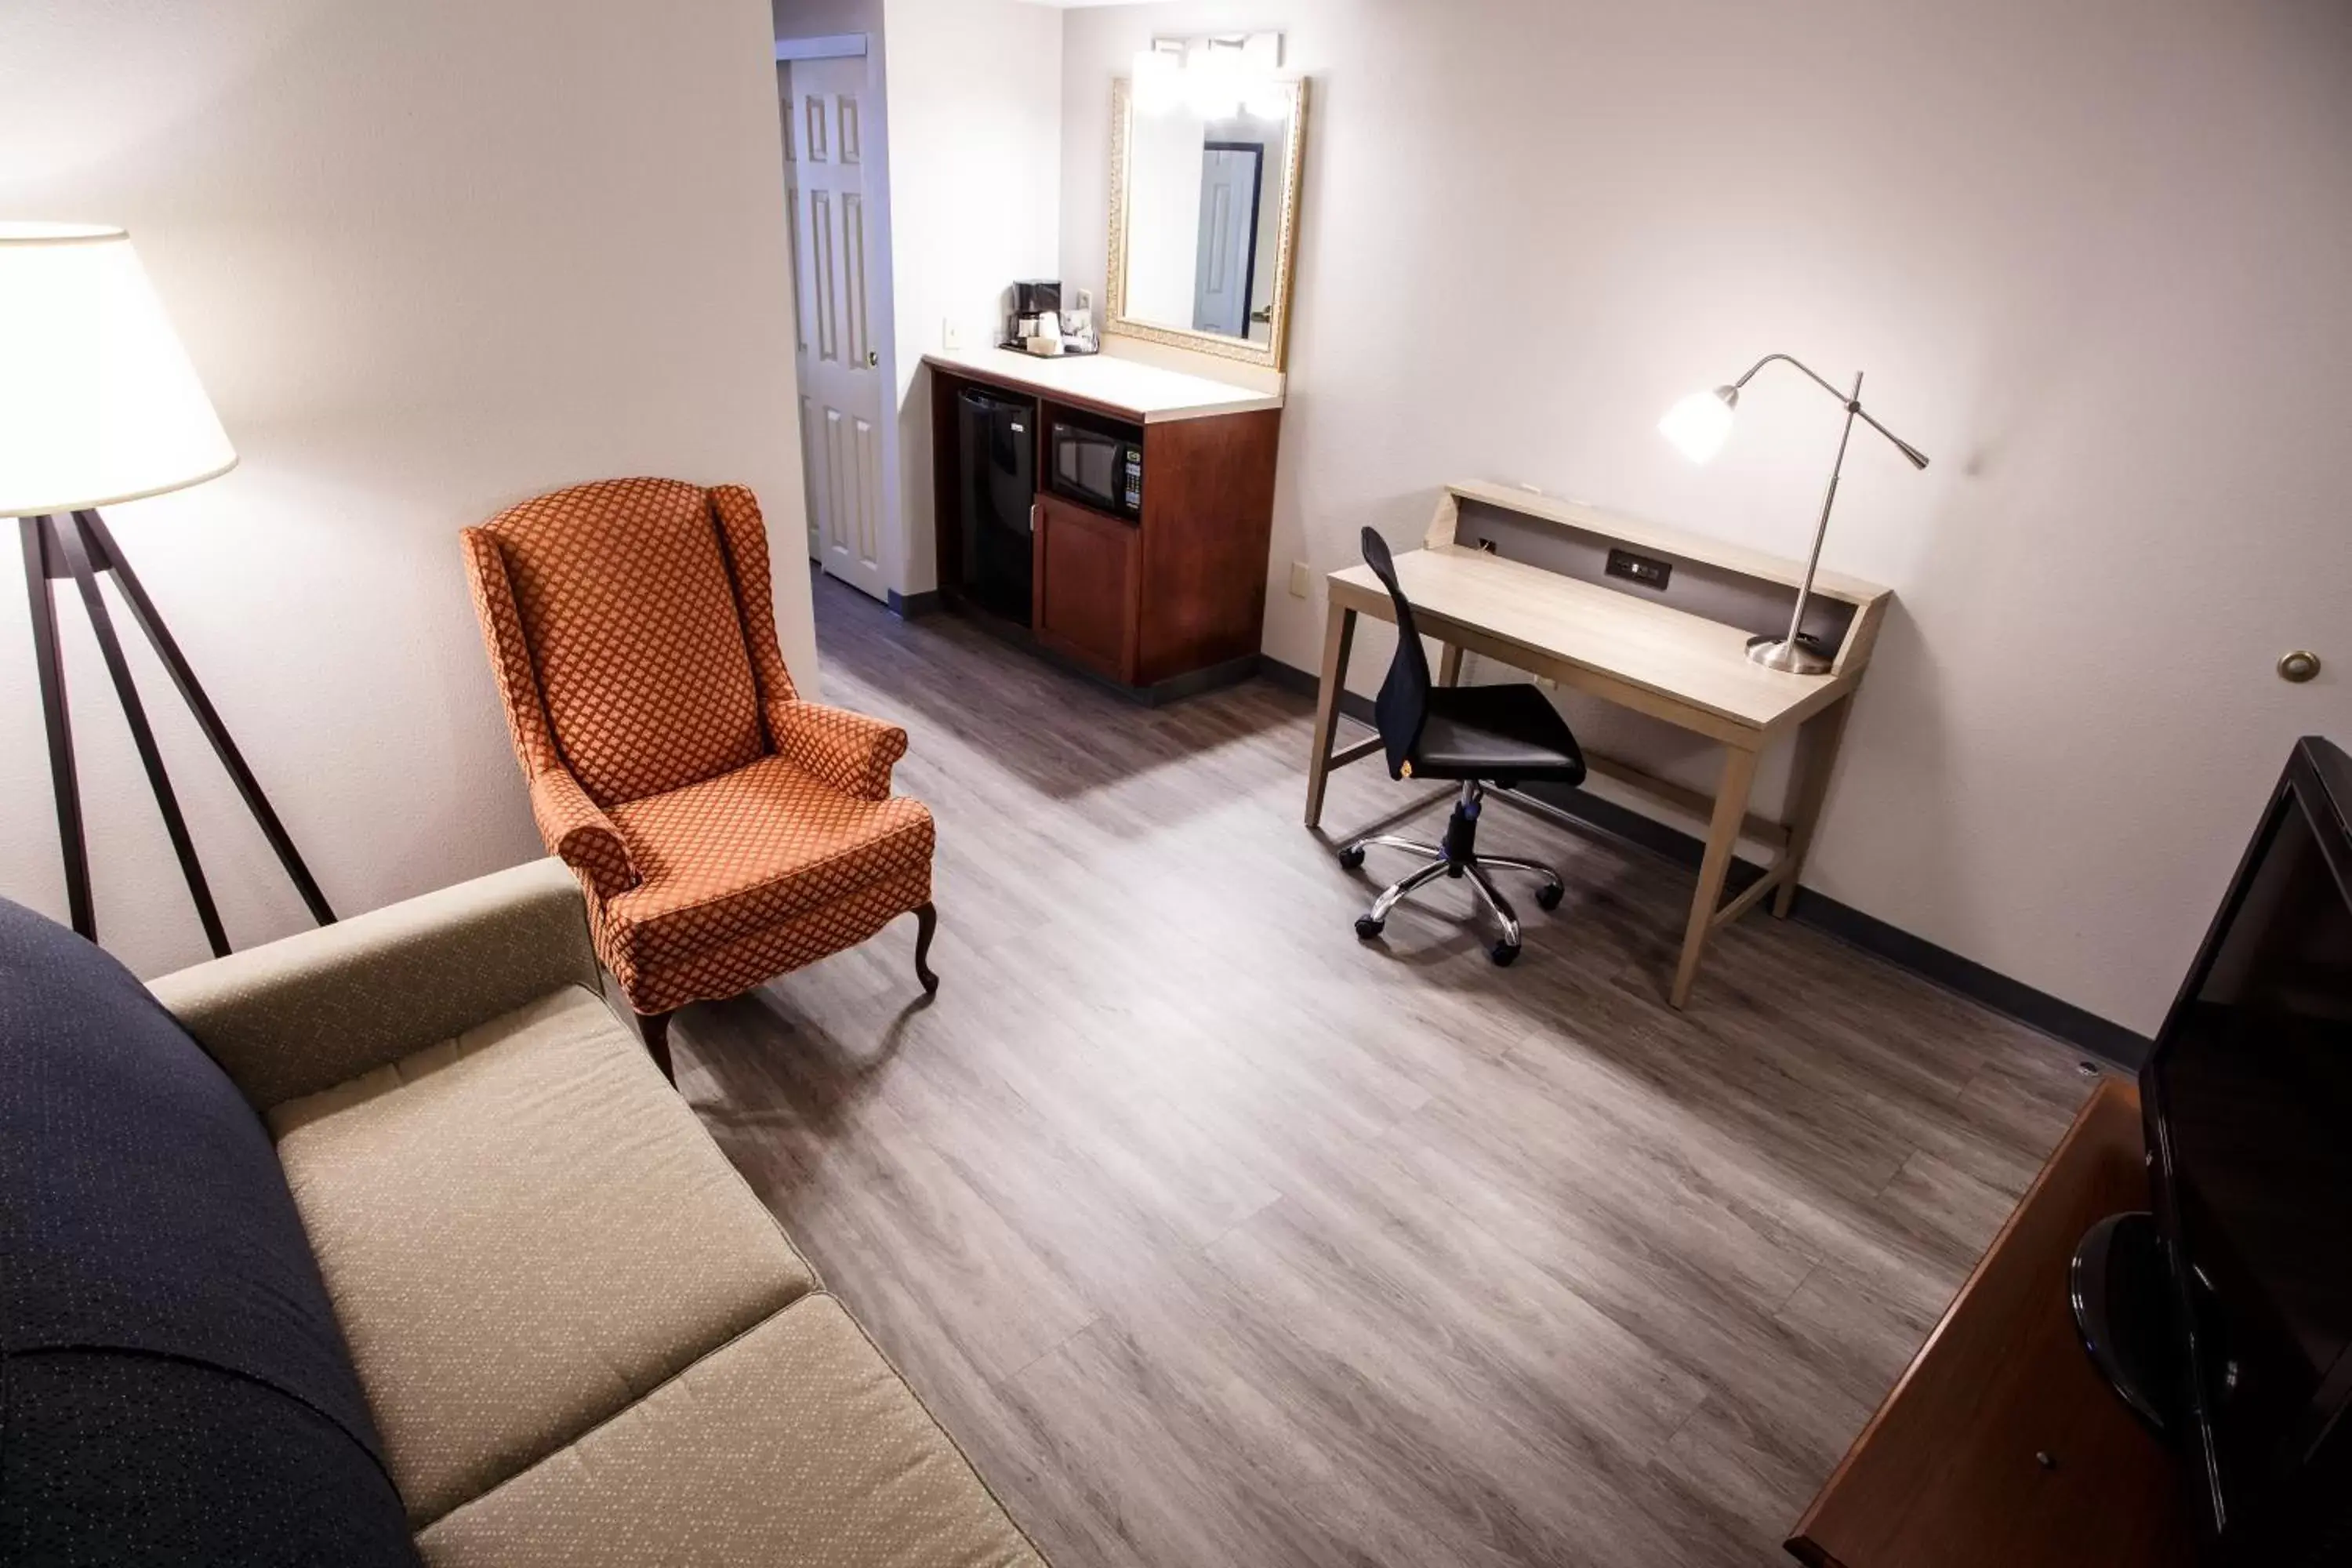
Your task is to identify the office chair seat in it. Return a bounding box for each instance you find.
[1411,684,1587,786]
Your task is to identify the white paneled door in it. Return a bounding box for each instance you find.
[782,57,887,602]
[1193,145,1262,339]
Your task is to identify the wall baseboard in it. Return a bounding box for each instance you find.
[887,588,943,619]
[1255,655,2152,1070]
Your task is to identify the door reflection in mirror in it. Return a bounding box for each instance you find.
[1116,87,1298,352]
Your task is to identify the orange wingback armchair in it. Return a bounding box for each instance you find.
[460,477,935,1077]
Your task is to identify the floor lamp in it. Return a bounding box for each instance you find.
[2,223,333,956]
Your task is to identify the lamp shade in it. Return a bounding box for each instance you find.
[1658,387,1738,465]
[0,223,236,517]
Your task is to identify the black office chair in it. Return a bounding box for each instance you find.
[1338,527,1588,965]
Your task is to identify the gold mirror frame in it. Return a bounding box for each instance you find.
[1105,74,1308,372]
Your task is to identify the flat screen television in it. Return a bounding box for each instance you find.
[2140,735,2352,1564]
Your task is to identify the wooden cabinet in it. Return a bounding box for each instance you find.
[1034,492,1141,683]
[929,354,1283,702]
[1788,1080,2193,1568]
[1131,408,1281,688]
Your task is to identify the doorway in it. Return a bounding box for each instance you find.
[781,53,887,603]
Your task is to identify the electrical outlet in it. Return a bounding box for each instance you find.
[1287,561,1312,598]
[942,318,963,350]
[1075,288,1092,312]
[1605,547,1672,591]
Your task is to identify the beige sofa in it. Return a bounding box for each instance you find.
[149,859,1044,1567]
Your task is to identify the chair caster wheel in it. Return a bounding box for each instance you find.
[1355,915,1385,941]
[1536,882,1564,912]
[1337,844,1367,871]
[1490,940,1521,967]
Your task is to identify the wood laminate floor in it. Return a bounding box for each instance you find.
[673,574,2101,1567]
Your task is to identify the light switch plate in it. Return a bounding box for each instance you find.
[942,318,963,350]
[1288,561,1312,598]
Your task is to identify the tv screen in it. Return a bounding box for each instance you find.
[2146,738,2352,1563]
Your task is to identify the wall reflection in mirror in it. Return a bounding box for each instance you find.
[1109,38,1305,369]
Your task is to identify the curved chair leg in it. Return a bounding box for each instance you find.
[635,1010,675,1083]
[1475,852,1562,883]
[1359,858,1450,936]
[1465,864,1524,964]
[1475,852,1566,909]
[913,902,939,994]
[1337,832,1443,872]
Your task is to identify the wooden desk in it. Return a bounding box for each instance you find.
[1788,1080,2191,1568]
[1304,481,1892,1007]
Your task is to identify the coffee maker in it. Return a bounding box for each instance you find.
[1004,280,1061,350]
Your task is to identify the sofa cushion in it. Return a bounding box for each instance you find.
[415,1294,1047,1568]
[268,985,817,1525]
[0,895,415,1566]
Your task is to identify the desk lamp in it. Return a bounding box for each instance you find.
[1660,353,1929,674]
[2,223,335,954]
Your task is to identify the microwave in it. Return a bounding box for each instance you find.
[1049,420,1143,520]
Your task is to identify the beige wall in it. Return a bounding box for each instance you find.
[881,0,1064,595]
[1062,0,2352,1034]
[0,0,813,978]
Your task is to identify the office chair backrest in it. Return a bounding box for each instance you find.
[1359,527,1429,778]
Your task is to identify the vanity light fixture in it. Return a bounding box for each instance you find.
[1130,43,1186,114]
[1661,353,1929,674]
[1131,33,1287,119]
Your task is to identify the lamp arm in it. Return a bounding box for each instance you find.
[1730,352,1930,470]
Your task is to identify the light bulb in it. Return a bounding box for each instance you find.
[1185,53,1242,118]
[1132,49,1182,114]
[1658,387,1737,464]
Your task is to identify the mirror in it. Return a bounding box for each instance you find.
[1107,69,1306,371]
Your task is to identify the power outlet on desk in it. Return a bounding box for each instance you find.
[1606,547,1672,591]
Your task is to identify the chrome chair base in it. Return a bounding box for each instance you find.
[1338,782,1563,966]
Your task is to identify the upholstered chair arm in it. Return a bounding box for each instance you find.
[148,859,602,1111]
[768,699,909,801]
[529,767,641,900]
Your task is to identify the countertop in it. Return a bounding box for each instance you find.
[922,344,1283,424]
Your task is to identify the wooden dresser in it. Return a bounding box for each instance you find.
[1789,1079,2194,1567]
[925,346,1283,702]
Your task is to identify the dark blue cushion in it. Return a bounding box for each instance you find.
[2,1350,416,1563]
[0,895,416,1565]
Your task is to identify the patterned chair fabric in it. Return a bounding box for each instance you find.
[462,478,934,1018]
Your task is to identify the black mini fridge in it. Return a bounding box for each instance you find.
[956,387,1036,622]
